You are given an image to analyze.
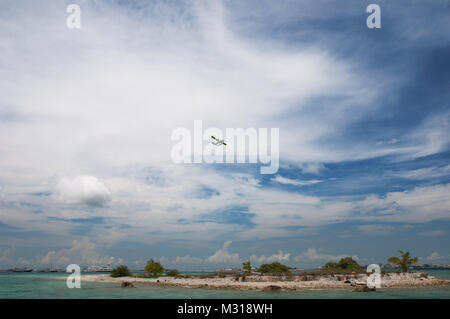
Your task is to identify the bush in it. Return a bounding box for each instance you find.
[166,269,180,277]
[110,265,132,278]
[323,257,362,270]
[324,262,339,269]
[144,259,165,276]
[257,262,290,274]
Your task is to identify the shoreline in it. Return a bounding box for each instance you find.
[82,272,450,291]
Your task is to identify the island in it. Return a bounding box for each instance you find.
[82,254,450,292]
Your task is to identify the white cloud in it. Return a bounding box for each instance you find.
[294,248,356,263]
[0,0,373,248]
[0,247,17,268]
[37,238,121,267]
[354,184,450,223]
[272,175,322,186]
[298,163,325,175]
[396,165,450,180]
[406,112,450,159]
[206,241,240,264]
[426,252,442,261]
[232,174,261,187]
[376,139,398,146]
[249,250,290,265]
[0,0,384,198]
[167,247,292,269]
[55,175,111,207]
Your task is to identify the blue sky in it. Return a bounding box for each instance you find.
[0,0,449,270]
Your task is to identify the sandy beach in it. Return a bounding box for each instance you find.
[82,272,450,291]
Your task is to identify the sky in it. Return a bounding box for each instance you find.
[0,0,449,270]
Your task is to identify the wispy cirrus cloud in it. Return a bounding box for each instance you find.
[272,175,322,186]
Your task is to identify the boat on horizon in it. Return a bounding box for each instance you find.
[7,267,33,272]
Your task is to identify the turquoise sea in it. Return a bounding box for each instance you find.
[0,269,449,299]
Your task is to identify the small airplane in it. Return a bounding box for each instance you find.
[211,136,227,146]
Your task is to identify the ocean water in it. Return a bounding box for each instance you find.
[0,269,449,299]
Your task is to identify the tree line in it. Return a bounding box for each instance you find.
[110,250,418,277]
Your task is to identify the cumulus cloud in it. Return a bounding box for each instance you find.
[249,250,290,265]
[294,248,355,263]
[55,175,111,207]
[37,238,122,267]
[166,247,292,269]
[206,241,240,264]
[426,252,442,261]
[0,247,16,268]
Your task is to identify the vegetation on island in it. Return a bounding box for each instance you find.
[144,258,165,276]
[388,250,418,272]
[166,269,180,277]
[323,257,363,270]
[110,265,132,278]
[257,262,290,273]
[242,261,252,273]
[108,250,419,280]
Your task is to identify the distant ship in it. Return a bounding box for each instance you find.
[46,269,65,272]
[8,267,33,272]
[84,264,112,272]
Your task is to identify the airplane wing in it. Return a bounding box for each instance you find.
[211,136,226,146]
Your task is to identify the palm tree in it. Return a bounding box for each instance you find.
[387,250,418,272]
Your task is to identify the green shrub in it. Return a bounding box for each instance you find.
[110,265,132,278]
[323,257,362,270]
[166,269,180,277]
[257,262,290,273]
